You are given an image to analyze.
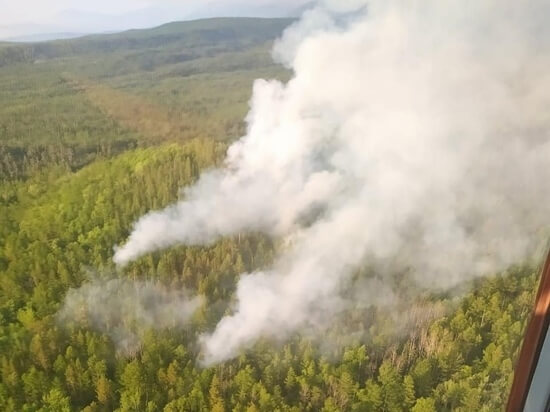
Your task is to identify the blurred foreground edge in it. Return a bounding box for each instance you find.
[507,248,550,412]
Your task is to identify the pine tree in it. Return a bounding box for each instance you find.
[403,375,416,410]
[378,361,404,412]
[209,375,225,412]
[412,397,436,412]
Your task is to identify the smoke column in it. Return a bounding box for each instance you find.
[114,0,550,364]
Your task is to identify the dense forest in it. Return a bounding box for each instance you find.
[0,18,541,411]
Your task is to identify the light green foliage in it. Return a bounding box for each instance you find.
[412,397,437,412]
[0,17,540,412]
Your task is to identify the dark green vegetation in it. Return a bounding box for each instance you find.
[0,18,539,411]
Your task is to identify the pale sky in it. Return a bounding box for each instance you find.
[0,0,310,39]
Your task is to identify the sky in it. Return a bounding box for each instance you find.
[0,0,310,39]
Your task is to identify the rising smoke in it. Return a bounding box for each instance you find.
[108,0,550,364]
[58,277,202,355]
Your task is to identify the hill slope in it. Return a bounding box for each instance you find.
[0,17,291,180]
[0,18,294,67]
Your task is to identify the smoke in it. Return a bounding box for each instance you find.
[57,277,202,355]
[113,0,550,364]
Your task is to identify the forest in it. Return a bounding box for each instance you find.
[0,17,541,411]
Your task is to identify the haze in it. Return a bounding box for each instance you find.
[0,0,310,40]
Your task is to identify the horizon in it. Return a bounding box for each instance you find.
[0,0,311,41]
[0,16,298,44]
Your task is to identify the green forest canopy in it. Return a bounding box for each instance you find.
[0,17,540,411]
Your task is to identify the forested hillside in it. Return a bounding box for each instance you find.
[0,18,290,181]
[0,18,294,67]
[0,17,541,411]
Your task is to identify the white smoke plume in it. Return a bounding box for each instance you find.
[58,278,202,355]
[114,0,550,364]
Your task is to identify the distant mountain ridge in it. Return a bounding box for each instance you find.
[4,33,88,43]
[0,1,309,41]
[0,17,294,67]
